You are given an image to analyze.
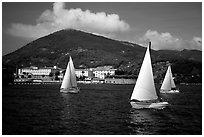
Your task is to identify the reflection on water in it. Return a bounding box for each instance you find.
[2,84,202,135]
[60,93,71,119]
[128,109,156,135]
[59,92,81,134]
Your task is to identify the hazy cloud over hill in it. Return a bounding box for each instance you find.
[139,30,202,51]
[6,2,201,51]
[7,2,130,39]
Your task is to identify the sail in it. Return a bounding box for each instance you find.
[131,45,158,101]
[60,61,71,89]
[68,56,77,87]
[160,65,176,91]
[160,66,171,90]
[169,66,176,88]
[60,56,77,89]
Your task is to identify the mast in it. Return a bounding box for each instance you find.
[169,65,176,88]
[160,64,176,91]
[131,42,158,101]
[149,41,151,54]
[69,56,77,87]
[60,57,71,89]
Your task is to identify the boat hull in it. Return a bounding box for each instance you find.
[60,87,80,94]
[160,89,179,94]
[130,101,168,109]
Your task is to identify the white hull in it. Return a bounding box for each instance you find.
[130,101,168,109]
[60,87,80,94]
[160,89,179,94]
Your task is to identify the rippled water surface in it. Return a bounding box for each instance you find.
[2,84,202,135]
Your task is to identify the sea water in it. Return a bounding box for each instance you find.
[2,84,202,135]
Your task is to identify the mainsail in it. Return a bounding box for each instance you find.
[60,56,77,89]
[160,65,176,91]
[130,44,158,101]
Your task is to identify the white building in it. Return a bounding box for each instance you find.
[75,69,89,78]
[18,65,116,80]
[18,66,59,76]
[76,66,116,79]
[92,66,116,79]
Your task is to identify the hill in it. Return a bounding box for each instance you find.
[3,29,150,70]
[3,29,202,83]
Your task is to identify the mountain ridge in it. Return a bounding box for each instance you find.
[3,29,202,79]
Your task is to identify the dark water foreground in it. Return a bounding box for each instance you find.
[2,84,202,135]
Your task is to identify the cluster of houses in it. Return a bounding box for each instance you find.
[15,65,135,84]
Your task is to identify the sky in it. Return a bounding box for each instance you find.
[2,2,202,55]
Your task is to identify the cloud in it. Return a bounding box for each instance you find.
[139,30,202,51]
[190,37,202,50]
[7,2,130,39]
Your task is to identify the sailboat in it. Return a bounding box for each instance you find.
[60,56,80,93]
[160,65,179,93]
[130,42,168,109]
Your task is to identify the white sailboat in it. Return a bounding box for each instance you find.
[130,42,168,109]
[160,65,179,93]
[60,56,80,93]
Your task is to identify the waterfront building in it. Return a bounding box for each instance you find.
[18,66,62,79]
[75,69,89,78]
[18,66,51,76]
[17,65,117,82]
[92,66,116,79]
[105,78,136,84]
[75,66,116,79]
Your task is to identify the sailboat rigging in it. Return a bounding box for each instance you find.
[130,42,168,109]
[160,65,179,93]
[60,56,80,93]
